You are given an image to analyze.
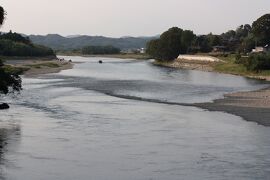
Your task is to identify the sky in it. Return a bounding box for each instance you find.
[1,0,270,37]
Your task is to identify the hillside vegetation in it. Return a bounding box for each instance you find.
[29,34,156,50]
[0,31,55,57]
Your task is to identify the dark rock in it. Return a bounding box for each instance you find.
[0,103,10,110]
[99,60,103,64]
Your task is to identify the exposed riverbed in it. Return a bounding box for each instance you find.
[0,56,270,180]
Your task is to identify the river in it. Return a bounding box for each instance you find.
[0,56,270,180]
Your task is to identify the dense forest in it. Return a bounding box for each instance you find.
[0,31,55,57]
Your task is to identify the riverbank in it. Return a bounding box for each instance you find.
[194,87,270,126]
[4,58,73,77]
[154,55,270,126]
[154,58,217,72]
[153,55,270,81]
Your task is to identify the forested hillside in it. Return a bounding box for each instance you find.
[29,34,156,50]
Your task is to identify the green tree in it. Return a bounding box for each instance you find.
[238,33,255,53]
[146,27,195,61]
[158,27,183,60]
[192,35,212,53]
[236,24,252,39]
[206,33,221,47]
[181,30,196,53]
[252,14,270,45]
[0,6,22,95]
[146,39,161,59]
[0,6,5,25]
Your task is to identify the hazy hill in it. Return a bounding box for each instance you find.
[29,34,156,50]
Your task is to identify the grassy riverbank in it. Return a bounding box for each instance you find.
[154,54,270,81]
[214,55,270,81]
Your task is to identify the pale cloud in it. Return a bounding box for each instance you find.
[1,0,269,37]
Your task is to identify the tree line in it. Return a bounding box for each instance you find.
[146,14,270,61]
[0,31,55,57]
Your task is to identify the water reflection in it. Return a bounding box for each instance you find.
[0,124,21,180]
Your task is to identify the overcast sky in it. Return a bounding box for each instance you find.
[1,0,270,37]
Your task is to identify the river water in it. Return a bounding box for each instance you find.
[0,56,270,180]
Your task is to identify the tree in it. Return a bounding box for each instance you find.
[181,30,196,53]
[146,39,161,59]
[252,14,270,45]
[0,6,5,25]
[192,35,212,53]
[206,33,221,47]
[158,27,183,60]
[235,24,252,40]
[146,27,195,61]
[238,33,256,53]
[0,61,22,94]
[146,27,182,60]
[0,6,22,95]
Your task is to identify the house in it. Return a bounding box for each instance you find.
[139,48,146,54]
[252,45,270,53]
[212,46,226,53]
[265,44,270,52]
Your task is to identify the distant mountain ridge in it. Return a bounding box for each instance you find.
[29,34,157,50]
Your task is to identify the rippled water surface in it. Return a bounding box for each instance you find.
[0,56,270,180]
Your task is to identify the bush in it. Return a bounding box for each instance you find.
[235,53,241,62]
[245,53,270,71]
[234,53,248,64]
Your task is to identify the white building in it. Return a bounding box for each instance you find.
[139,48,146,54]
[252,45,269,53]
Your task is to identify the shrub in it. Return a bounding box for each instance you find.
[245,53,270,71]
